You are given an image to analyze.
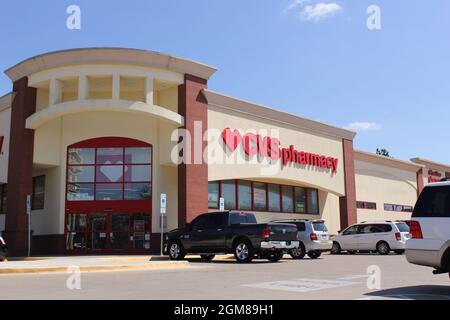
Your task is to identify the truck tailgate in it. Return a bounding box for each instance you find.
[267,223,298,241]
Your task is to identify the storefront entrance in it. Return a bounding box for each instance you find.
[66,211,151,253]
[64,137,153,254]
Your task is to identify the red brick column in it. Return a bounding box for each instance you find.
[417,169,424,197]
[5,77,36,257]
[178,74,209,226]
[339,139,357,230]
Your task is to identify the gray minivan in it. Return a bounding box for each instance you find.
[271,219,332,259]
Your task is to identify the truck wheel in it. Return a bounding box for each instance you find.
[376,241,390,255]
[234,240,254,263]
[331,242,341,255]
[200,255,215,262]
[290,243,306,259]
[267,251,283,262]
[168,241,186,260]
[307,251,322,259]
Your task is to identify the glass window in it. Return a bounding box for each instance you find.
[125,147,152,164]
[343,225,359,235]
[295,187,306,213]
[191,215,210,228]
[124,183,151,200]
[229,212,257,225]
[68,148,95,165]
[208,182,219,209]
[268,184,281,212]
[238,180,252,211]
[281,185,294,213]
[312,222,328,232]
[307,189,319,214]
[96,148,123,165]
[413,186,450,218]
[125,165,151,182]
[395,223,410,233]
[32,176,45,210]
[253,182,267,211]
[96,183,123,201]
[68,166,94,183]
[366,202,377,210]
[96,165,124,183]
[221,180,236,210]
[110,214,129,231]
[67,184,94,201]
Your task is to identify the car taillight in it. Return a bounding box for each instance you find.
[310,233,318,241]
[395,232,401,241]
[263,227,270,239]
[409,221,423,239]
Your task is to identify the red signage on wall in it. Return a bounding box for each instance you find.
[428,169,442,183]
[0,136,4,154]
[222,128,339,174]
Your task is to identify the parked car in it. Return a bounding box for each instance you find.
[0,236,7,262]
[331,221,410,255]
[164,211,299,263]
[405,179,450,278]
[271,219,332,259]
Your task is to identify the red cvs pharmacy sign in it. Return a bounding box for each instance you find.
[222,128,339,174]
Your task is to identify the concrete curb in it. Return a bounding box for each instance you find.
[100,254,235,262]
[0,261,190,275]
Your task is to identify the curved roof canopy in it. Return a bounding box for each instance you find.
[5,48,217,82]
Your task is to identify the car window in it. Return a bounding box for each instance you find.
[395,222,410,233]
[413,186,450,218]
[358,225,373,234]
[296,222,306,231]
[190,214,210,228]
[343,225,359,235]
[370,224,392,233]
[312,222,328,232]
[208,214,227,229]
[229,212,257,225]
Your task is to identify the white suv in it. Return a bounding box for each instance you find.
[331,221,410,255]
[405,180,450,277]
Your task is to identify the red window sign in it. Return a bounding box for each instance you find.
[428,169,442,183]
[221,128,339,174]
[0,136,4,154]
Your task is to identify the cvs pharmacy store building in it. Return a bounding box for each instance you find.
[0,48,387,256]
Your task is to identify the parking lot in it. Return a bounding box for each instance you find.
[1,253,449,300]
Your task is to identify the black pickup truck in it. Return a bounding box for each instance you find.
[164,211,299,263]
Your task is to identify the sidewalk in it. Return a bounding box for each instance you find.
[0,255,190,275]
[0,254,235,275]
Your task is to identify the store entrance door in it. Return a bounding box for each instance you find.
[65,211,152,254]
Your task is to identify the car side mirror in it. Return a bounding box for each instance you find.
[338,230,341,234]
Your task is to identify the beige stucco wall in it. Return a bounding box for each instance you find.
[207,104,346,234]
[31,111,179,236]
[355,159,418,222]
[0,107,11,183]
[207,105,346,196]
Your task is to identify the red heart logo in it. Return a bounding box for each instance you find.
[222,128,242,152]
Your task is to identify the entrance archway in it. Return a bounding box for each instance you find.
[64,137,153,254]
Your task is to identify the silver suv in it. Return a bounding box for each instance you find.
[271,219,332,259]
[331,221,410,255]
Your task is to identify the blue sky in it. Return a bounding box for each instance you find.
[1,0,449,163]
